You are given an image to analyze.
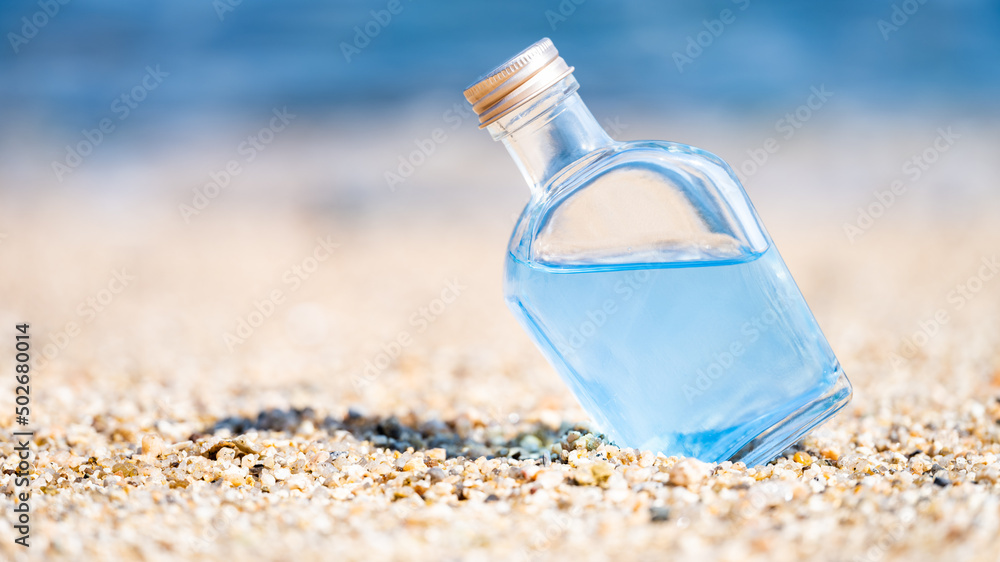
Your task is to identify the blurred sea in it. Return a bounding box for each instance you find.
[0,1,997,222]
[2,1,999,127]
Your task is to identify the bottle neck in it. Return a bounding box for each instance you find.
[487,77,614,193]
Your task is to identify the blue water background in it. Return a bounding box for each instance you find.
[1,0,998,135]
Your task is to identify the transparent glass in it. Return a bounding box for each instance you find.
[492,76,852,466]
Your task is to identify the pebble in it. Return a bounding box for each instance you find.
[668,458,712,489]
[535,469,566,489]
[403,458,427,472]
[427,467,447,483]
[519,434,542,452]
[141,434,165,457]
[650,506,671,522]
[793,451,812,466]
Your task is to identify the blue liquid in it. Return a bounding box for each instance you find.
[506,244,851,465]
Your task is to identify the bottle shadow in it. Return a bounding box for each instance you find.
[199,407,598,462]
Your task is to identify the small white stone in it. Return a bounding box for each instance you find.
[286,474,310,491]
[261,472,276,488]
[668,459,712,489]
[141,435,165,457]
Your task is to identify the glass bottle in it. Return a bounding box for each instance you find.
[463,38,851,466]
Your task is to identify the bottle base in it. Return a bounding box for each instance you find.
[726,366,853,466]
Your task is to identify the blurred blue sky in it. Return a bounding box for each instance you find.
[1,0,999,134]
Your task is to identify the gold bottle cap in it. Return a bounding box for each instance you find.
[463,38,574,128]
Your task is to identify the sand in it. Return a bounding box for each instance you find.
[1,205,999,561]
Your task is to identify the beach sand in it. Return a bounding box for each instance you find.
[1,202,999,561]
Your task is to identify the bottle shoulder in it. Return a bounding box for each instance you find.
[509,140,771,271]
